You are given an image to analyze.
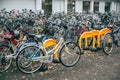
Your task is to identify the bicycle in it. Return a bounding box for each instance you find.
[16,26,81,74]
[0,27,41,73]
[102,25,120,55]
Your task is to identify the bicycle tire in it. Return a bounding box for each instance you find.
[16,46,44,74]
[0,44,13,73]
[102,33,113,55]
[59,42,81,67]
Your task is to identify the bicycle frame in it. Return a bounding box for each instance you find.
[5,35,37,60]
[32,37,67,63]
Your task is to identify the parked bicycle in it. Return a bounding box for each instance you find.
[16,26,81,74]
[102,25,120,55]
[0,26,40,73]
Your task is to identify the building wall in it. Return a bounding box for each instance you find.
[110,1,120,12]
[75,0,83,13]
[111,1,116,11]
[99,1,105,13]
[0,0,120,13]
[52,0,67,13]
[0,0,35,11]
[116,2,120,12]
[36,0,42,11]
[52,0,61,13]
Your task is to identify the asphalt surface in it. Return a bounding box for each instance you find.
[0,46,120,80]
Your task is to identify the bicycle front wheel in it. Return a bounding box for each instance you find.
[16,46,44,74]
[59,42,81,67]
[102,33,113,55]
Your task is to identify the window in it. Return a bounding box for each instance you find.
[105,2,111,12]
[94,2,99,12]
[42,0,52,15]
[83,1,90,13]
[67,0,75,13]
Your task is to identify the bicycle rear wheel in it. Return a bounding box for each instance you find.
[59,42,81,67]
[16,46,44,74]
[102,33,113,55]
[0,45,12,73]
